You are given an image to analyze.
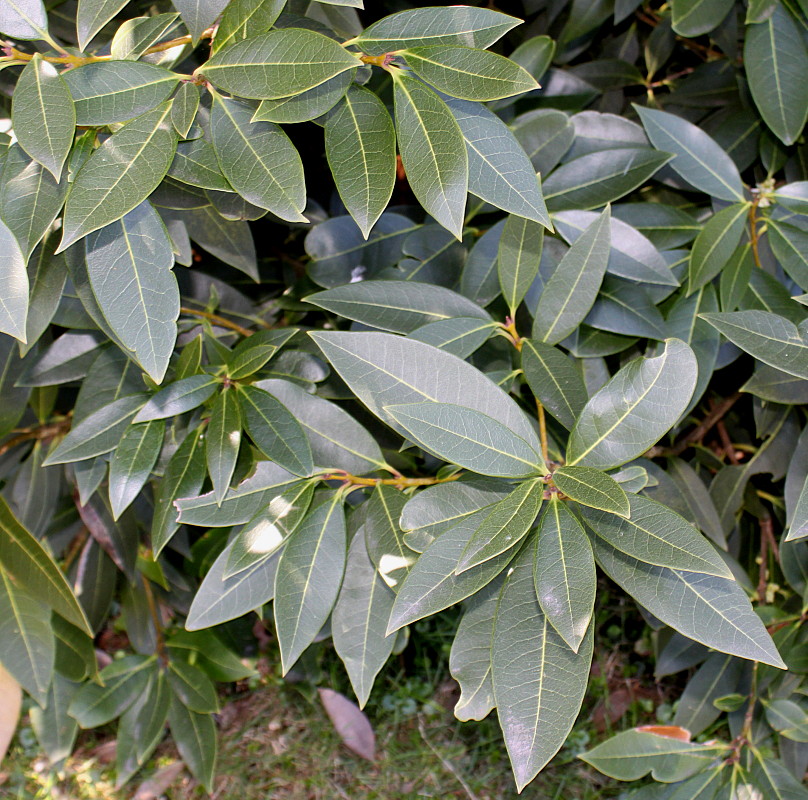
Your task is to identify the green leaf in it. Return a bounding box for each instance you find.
[186,537,282,629]
[387,507,515,632]
[110,13,180,61]
[237,385,313,477]
[274,495,345,673]
[167,695,217,793]
[700,310,808,380]
[333,529,396,708]
[0,215,27,342]
[364,485,414,592]
[170,82,200,138]
[445,98,550,228]
[307,280,489,334]
[52,617,95,683]
[493,544,593,791]
[325,86,396,239]
[108,420,164,519]
[567,339,698,469]
[58,102,178,251]
[387,402,544,477]
[68,655,155,728]
[212,0,286,54]
[310,331,541,452]
[534,496,595,652]
[752,755,808,800]
[582,495,731,577]
[210,95,306,223]
[166,630,255,682]
[449,577,500,721]
[12,55,74,181]
[532,205,611,344]
[63,62,179,126]
[543,149,671,212]
[768,220,808,290]
[167,661,219,713]
[206,388,241,505]
[353,7,520,55]
[168,138,230,191]
[151,427,206,555]
[580,729,729,782]
[23,238,67,353]
[553,466,629,517]
[521,339,587,431]
[134,375,219,423]
[224,481,314,579]
[498,215,544,315]
[45,395,147,465]
[76,0,128,49]
[252,70,353,124]
[671,0,734,35]
[0,145,68,262]
[0,0,48,40]
[0,570,54,706]
[202,28,361,99]
[85,201,179,383]
[456,478,544,573]
[592,535,785,667]
[688,203,749,294]
[634,106,745,202]
[393,74,467,240]
[745,5,808,146]
[403,46,538,101]
[409,317,496,358]
[172,0,228,42]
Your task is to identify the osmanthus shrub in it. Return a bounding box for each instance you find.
[0,0,807,795]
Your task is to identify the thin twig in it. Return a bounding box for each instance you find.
[180,306,254,338]
[537,400,549,466]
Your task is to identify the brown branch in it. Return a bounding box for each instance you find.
[321,469,461,492]
[0,415,72,458]
[180,306,254,338]
[749,195,763,269]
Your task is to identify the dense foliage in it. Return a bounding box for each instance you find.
[0,0,807,795]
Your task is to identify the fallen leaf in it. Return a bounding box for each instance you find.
[133,761,186,799]
[0,664,21,764]
[318,688,376,761]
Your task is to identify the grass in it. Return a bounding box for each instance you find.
[0,595,661,799]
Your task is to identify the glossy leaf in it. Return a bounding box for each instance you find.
[498,215,544,315]
[688,203,749,294]
[173,0,228,42]
[76,0,128,49]
[206,388,241,506]
[213,0,285,54]
[108,420,164,519]
[0,0,48,40]
[0,215,27,342]
[553,466,629,517]
[167,696,217,793]
[134,375,219,423]
[521,339,587,430]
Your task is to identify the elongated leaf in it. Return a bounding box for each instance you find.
[168,661,219,713]
[0,216,27,342]
[768,220,808,291]
[493,544,593,791]
[172,0,228,41]
[238,385,313,477]
[403,46,537,101]
[85,201,179,383]
[582,494,731,577]
[353,7,520,55]
[325,86,396,239]
[701,310,808,380]
[745,5,808,146]
[202,28,361,99]
[521,340,587,430]
[635,106,744,202]
[751,754,808,800]
[108,420,164,519]
[532,205,611,344]
[12,55,74,181]
[307,281,489,335]
[567,339,697,469]
[0,0,48,40]
[388,508,514,632]
[110,12,180,61]
[333,530,396,708]
[591,535,785,667]
[688,203,749,294]
[64,62,179,126]
[445,98,549,227]
[213,0,285,53]
[177,205,257,280]
[534,497,595,652]
[673,652,743,737]
[59,103,178,251]
[553,466,629,517]
[393,74,467,240]
[671,0,734,35]
[363,485,414,592]
[134,375,219,423]
[206,388,241,505]
[449,577,500,721]
[210,95,306,223]
[310,331,540,452]
[226,328,296,380]
[167,696,217,793]
[498,215,544,315]
[252,69,354,124]
[186,538,282,629]
[456,479,543,573]
[387,402,544,477]
[274,495,345,673]
[151,427,206,555]
[0,570,54,706]
[76,0,128,49]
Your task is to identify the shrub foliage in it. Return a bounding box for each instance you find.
[0,0,807,795]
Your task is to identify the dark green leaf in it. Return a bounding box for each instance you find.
[521,339,587,430]
[553,466,629,517]
[134,375,218,423]
[108,420,163,519]
[213,0,286,54]
[167,695,217,793]
[498,215,544,315]
[206,387,242,505]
